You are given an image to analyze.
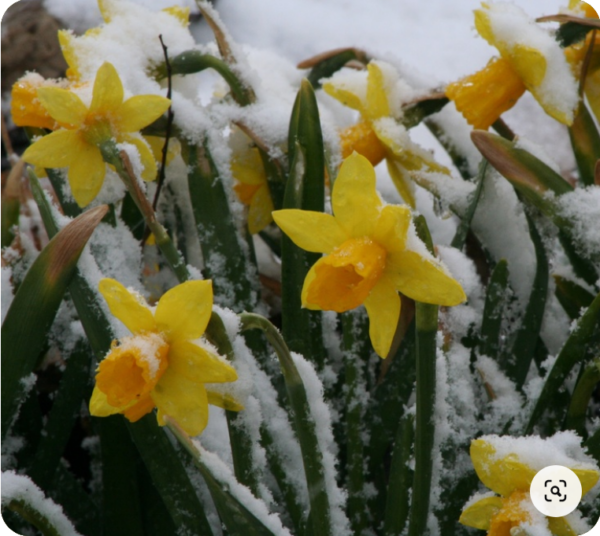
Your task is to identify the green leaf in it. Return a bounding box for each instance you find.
[479,259,509,360]
[29,340,92,491]
[240,313,333,536]
[451,159,488,250]
[1,204,108,440]
[407,216,439,536]
[183,140,260,310]
[525,291,600,433]
[166,420,279,536]
[557,21,595,47]
[402,95,449,130]
[554,275,595,320]
[565,359,600,436]
[425,119,475,180]
[569,102,600,186]
[585,427,600,464]
[506,216,548,389]
[302,48,367,89]
[384,414,414,536]
[281,79,327,366]
[128,415,215,535]
[98,417,145,536]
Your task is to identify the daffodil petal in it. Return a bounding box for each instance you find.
[155,280,213,341]
[363,275,400,358]
[547,517,578,536]
[116,95,171,133]
[459,496,504,530]
[89,386,122,417]
[248,184,274,234]
[322,82,365,114]
[163,5,190,26]
[573,468,600,495]
[22,130,79,169]
[332,152,382,237]
[127,136,158,182]
[373,204,410,253]
[232,147,265,185]
[58,30,81,80]
[89,62,124,114]
[153,369,209,436]
[122,395,155,422]
[386,159,416,208]
[387,250,466,306]
[207,390,244,411]
[67,142,106,207]
[470,439,537,497]
[273,209,347,253]
[36,87,87,127]
[98,278,156,335]
[169,340,238,384]
[301,261,321,310]
[366,62,390,121]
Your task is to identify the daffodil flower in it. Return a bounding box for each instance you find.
[460,437,600,536]
[21,62,170,207]
[90,278,241,436]
[272,152,465,357]
[231,133,274,234]
[447,2,579,129]
[323,61,450,208]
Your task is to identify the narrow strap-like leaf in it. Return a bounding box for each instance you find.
[479,259,509,360]
[565,359,600,436]
[569,102,600,186]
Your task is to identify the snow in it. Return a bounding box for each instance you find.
[1,471,82,536]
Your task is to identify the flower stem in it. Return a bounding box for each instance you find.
[407,216,439,536]
[100,140,189,283]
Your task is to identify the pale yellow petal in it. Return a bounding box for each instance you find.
[155,280,213,342]
[386,159,416,208]
[22,130,79,169]
[273,209,347,253]
[387,250,466,306]
[459,496,504,530]
[470,439,537,497]
[547,517,578,536]
[363,275,400,358]
[365,63,390,121]
[89,62,124,114]
[573,468,600,496]
[232,147,265,185]
[206,390,244,411]
[116,95,171,133]
[67,142,106,207]
[322,82,365,113]
[168,341,238,384]
[510,44,547,89]
[373,204,411,253]
[89,386,121,417]
[332,152,383,237]
[98,278,156,335]
[153,369,209,436]
[127,136,158,182]
[58,30,81,80]
[162,5,190,26]
[36,87,87,126]
[248,184,274,234]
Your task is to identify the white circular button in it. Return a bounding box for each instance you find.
[530,465,582,517]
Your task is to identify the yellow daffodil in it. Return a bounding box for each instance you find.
[21,62,170,207]
[231,134,274,234]
[90,278,241,436]
[323,61,450,208]
[447,2,579,129]
[460,437,600,536]
[272,152,465,357]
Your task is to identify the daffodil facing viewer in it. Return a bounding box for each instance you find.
[89,278,241,436]
[460,435,600,536]
[21,62,170,207]
[272,152,465,358]
[446,2,579,129]
[323,61,451,208]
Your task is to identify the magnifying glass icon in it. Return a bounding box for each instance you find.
[531,466,600,535]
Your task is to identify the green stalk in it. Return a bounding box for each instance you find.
[565,359,600,436]
[407,216,439,536]
[99,140,189,283]
[569,101,600,186]
[341,311,370,534]
[479,259,509,360]
[240,312,332,536]
[384,414,414,536]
